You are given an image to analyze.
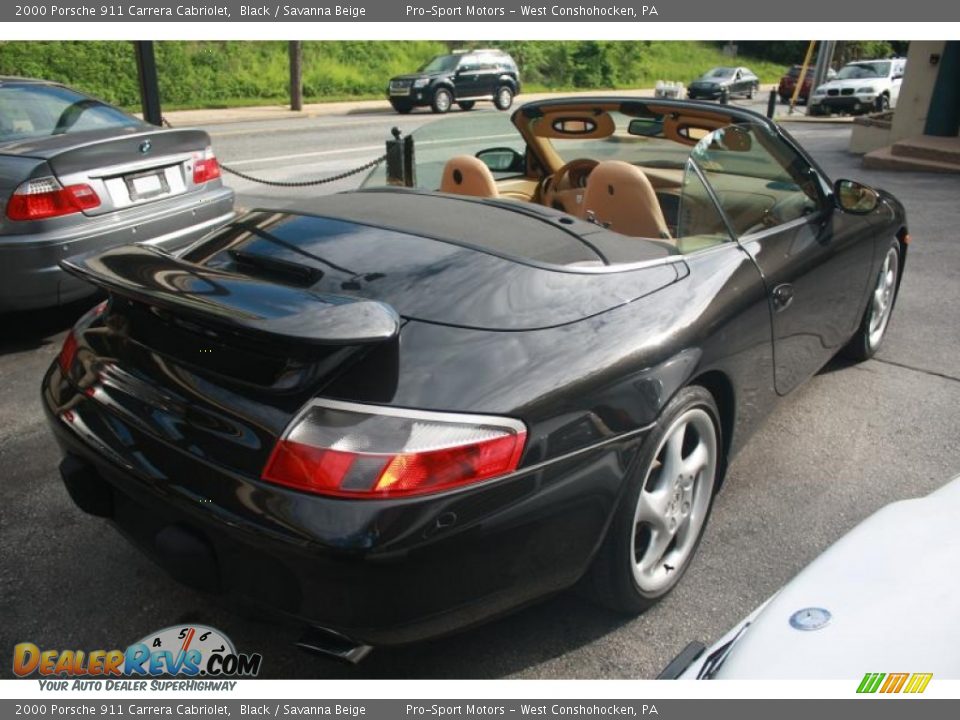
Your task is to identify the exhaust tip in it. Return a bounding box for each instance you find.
[296,626,372,665]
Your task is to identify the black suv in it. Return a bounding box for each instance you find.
[387,49,521,114]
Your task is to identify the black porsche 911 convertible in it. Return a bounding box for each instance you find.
[42,97,907,658]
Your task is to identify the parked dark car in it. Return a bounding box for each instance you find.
[43,98,907,658]
[687,67,760,100]
[387,49,520,114]
[778,65,838,103]
[0,77,235,312]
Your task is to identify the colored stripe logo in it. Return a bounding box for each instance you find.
[857,672,933,694]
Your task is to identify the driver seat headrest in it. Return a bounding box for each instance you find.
[440,156,500,199]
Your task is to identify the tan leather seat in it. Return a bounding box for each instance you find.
[440,156,499,199]
[581,161,671,240]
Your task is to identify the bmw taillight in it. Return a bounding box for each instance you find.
[6,177,101,221]
[262,400,527,498]
[192,147,221,184]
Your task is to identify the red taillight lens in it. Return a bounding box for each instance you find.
[58,301,107,377]
[262,401,527,498]
[6,177,101,221]
[192,148,221,184]
[58,330,79,375]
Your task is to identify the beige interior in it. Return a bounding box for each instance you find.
[440,155,500,199]
[580,161,672,240]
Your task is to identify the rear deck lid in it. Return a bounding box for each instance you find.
[180,191,685,331]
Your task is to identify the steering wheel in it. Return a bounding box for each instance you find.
[539,158,599,213]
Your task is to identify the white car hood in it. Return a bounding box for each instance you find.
[816,78,886,92]
[712,477,960,679]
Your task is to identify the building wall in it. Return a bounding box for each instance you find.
[890,40,947,142]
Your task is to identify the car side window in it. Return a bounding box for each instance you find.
[676,159,734,254]
[690,124,823,237]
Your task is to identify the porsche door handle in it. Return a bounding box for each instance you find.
[772,283,795,311]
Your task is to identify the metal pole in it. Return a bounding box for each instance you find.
[133,41,162,127]
[767,89,777,118]
[720,87,729,105]
[790,40,817,114]
[289,41,303,112]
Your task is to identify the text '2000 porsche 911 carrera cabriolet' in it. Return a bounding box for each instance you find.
[42,97,908,657]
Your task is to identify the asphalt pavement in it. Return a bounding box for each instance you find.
[0,106,958,680]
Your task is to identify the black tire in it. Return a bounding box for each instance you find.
[390,102,413,115]
[842,239,901,362]
[876,93,891,112]
[457,101,476,111]
[747,85,755,99]
[431,88,452,114]
[494,85,514,111]
[808,105,823,117]
[587,385,722,614]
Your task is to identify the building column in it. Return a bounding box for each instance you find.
[924,41,960,137]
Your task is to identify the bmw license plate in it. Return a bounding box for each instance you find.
[125,169,169,202]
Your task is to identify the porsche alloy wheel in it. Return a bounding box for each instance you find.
[590,386,721,613]
[844,239,900,361]
[869,245,899,347]
[632,405,718,594]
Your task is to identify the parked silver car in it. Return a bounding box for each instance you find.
[0,77,235,312]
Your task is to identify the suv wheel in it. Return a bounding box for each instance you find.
[494,86,514,111]
[431,88,452,114]
[457,101,476,111]
[876,93,890,112]
[390,100,413,115]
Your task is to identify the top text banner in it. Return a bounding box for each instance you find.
[4,0,960,22]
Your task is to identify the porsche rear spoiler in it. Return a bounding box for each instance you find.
[60,245,400,345]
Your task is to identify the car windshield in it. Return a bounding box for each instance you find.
[0,83,140,142]
[418,55,460,73]
[707,68,736,79]
[837,61,891,80]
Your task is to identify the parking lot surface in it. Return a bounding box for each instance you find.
[1,112,958,679]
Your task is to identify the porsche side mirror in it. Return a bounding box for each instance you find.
[476,147,525,174]
[835,179,880,214]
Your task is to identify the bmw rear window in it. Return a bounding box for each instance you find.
[0,83,141,143]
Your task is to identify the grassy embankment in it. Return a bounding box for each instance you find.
[0,41,788,111]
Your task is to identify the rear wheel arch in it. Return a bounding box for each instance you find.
[688,371,734,488]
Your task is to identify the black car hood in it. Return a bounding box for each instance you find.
[390,72,445,81]
[182,191,685,332]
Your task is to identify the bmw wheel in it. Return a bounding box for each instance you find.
[431,88,452,114]
[589,385,721,613]
[876,93,891,112]
[494,86,514,111]
[843,239,901,361]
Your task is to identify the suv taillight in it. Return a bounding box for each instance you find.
[6,177,101,221]
[262,400,527,498]
[192,147,221,184]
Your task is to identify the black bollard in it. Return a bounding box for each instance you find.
[720,87,729,105]
[767,89,777,118]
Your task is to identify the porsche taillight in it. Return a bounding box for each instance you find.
[261,400,527,498]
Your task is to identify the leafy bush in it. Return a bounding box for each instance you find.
[0,40,793,110]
